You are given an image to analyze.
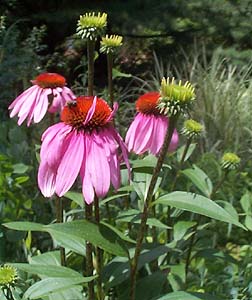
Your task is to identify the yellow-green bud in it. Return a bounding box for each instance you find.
[221,152,241,170]
[158,77,195,116]
[76,12,107,41]
[100,35,123,54]
[181,119,203,138]
[0,265,18,287]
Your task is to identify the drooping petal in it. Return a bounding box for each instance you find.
[125,113,142,152]
[40,123,72,169]
[149,116,168,155]
[134,115,155,154]
[110,126,130,179]
[55,131,84,197]
[86,132,111,198]
[33,89,51,123]
[38,162,56,197]
[17,88,43,126]
[9,85,38,111]
[80,133,95,204]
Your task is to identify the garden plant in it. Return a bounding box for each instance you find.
[0,7,252,300]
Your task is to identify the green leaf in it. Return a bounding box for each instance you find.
[46,220,128,257]
[116,209,169,229]
[112,68,132,79]
[4,220,129,257]
[12,163,29,174]
[216,200,239,221]
[11,263,83,278]
[173,221,196,241]
[100,221,135,244]
[131,154,170,171]
[154,192,246,229]
[177,143,196,162]
[245,215,252,231]
[240,191,252,213]
[3,222,45,232]
[168,263,186,291]
[100,192,129,205]
[64,191,84,208]
[153,291,220,300]
[182,165,213,197]
[23,276,95,299]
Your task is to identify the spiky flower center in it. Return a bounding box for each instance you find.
[158,77,195,116]
[76,12,107,40]
[0,265,18,286]
[61,96,112,131]
[221,152,241,170]
[136,92,161,115]
[33,73,66,88]
[100,35,123,54]
[182,119,203,138]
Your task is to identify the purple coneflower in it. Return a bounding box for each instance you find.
[38,96,129,204]
[126,92,179,155]
[9,73,75,126]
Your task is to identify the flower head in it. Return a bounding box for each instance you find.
[8,73,76,126]
[100,35,123,54]
[181,119,203,138]
[158,77,195,116]
[0,265,18,287]
[76,12,107,40]
[125,92,179,155]
[221,152,241,170]
[38,96,129,204]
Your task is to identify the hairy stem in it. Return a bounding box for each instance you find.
[130,115,179,300]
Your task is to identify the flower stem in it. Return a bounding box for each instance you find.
[107,53,114,108]
[85,203,94,300]
[185,169,229,279]
[55,196,66,266]
[86,38,95,300]
[166,136,193,256]
[87,40,95,96]
[130,114,179,300]
[94,195,104,300]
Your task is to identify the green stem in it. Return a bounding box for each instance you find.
[94,195,104,300]
[87,40,95,96]
[85,203,94,300]
[130,115,179,300]
[185,170,229,279]
[55,197,66,266]
[85,38,95,300]
[107,53,114,108]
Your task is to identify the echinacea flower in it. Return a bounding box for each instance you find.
[38,96,129,204]
[125,92,179,155]
[9,73,76,126]
[221,152,240,170]
[0,265,18,287]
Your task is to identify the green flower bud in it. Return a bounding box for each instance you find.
[221,152,241,170]
[158,77,195,116]
[100,34,123,54]
[76,12,107,41]
[0,265,18,287]
[181,119,203,138]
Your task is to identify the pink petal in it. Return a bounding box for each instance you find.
[38,162,56,197]
[55,131,84,197]
[169,128,179,152]
[33,89,50,123]
[125,113,142,152]
[86,132,110,198]
[9,85,38,111]
[149,116,168,155]
[83,96,97,125]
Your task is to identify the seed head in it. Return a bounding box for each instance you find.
[100,35,123,54]
[158,77,195,116]
[181,119,203,138]
[221,152,241,170]
[76,12,107,41]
